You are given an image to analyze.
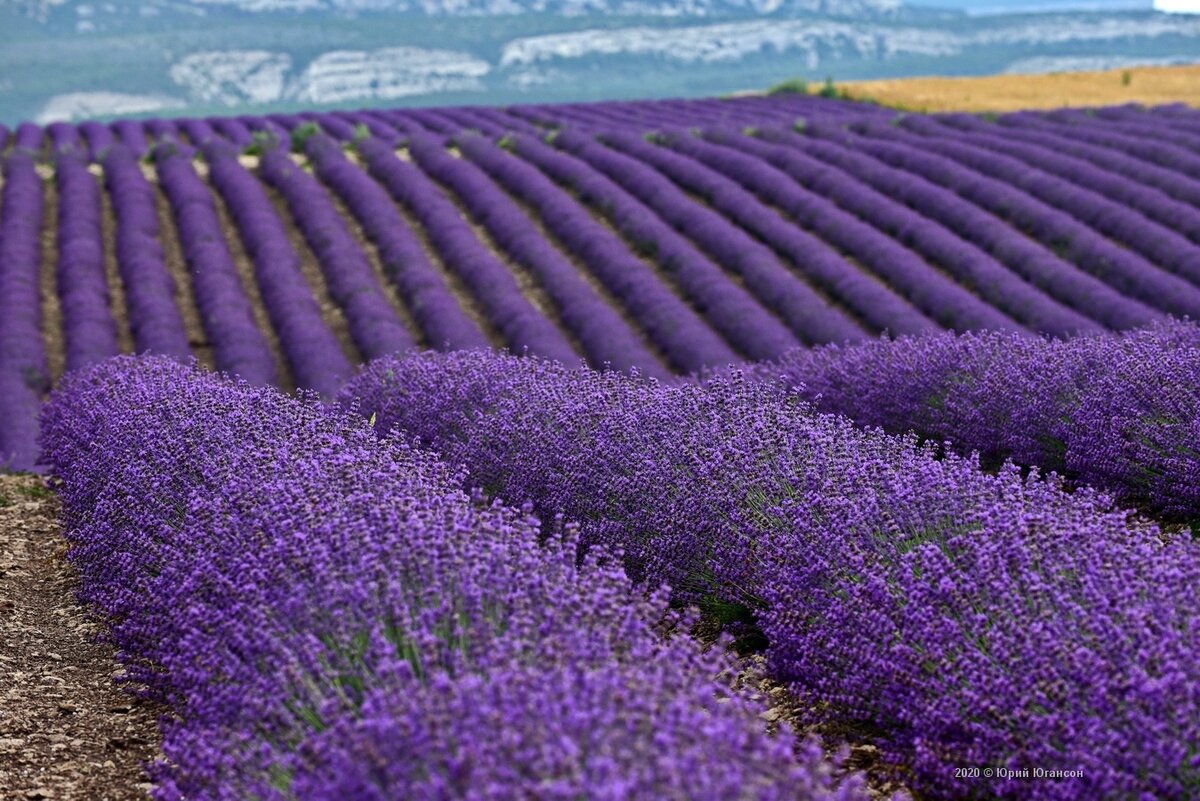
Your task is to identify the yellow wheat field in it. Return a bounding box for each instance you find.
[831,63,1200,113]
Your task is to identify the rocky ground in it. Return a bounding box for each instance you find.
[0,474,160,800]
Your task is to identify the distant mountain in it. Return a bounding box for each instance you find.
[1,0,900,20]
[0,0,1196,125]
[182,0,902,14]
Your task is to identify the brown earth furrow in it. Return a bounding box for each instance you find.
[0,475,162,801]
[40,176,66,388]
[258,178,362,369]
[378,151,507,350]
[458,151,675,372]
[202,177,295,392]
[153,184,216,372]
[98,171,136,356]
[431,147,587,362]
[320,178,426,350]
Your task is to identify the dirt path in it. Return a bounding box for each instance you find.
[0,474,161,800]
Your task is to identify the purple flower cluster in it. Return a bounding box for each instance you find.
[357,136,579,363]
[747,126,1105,335]
[409,131,670,377]
[47,121,83,154]
[41,356,868,801]
[54,150,120,372]
[0,152,49,470]
[925,114,1200,249]
[155,146,279,385]
[14,121,43,153]
[656,130,1013,335]
[995,111,1200,214]
[344,349,1200,799]
[111,119,149,157]
[758,319,1200,520]
[257,145,415,361]
[304,134,488,351]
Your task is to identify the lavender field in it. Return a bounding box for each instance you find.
[6,93,1200,799]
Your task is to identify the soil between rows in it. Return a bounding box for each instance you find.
[0,474,160,800]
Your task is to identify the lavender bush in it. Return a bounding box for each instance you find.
[0,151,48,470]
[357,136,579,363]
[508,132,802,361]
[549,128,866,347]
[54,150,120,372]
[457,134,737,372]
[345,349,1200,799]
[600,130,938,338]
[102,144,193,360]
[758,319,1200,521]
[257,144,415,361]
[42,356,867,801]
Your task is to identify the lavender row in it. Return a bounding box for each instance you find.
[759,320,1200,520]
[995,112,1200,212]
[509,132,802,361]
[887,116,1200,290]
[1023,110,1200,185]
[835,125,1200,320]
[551,128,867,346]
[303,135,488,351]
[8,94,883,161]
[929,114,1200,246]
[356,136,579,363]
[204,142,351,395]
[41,356,866,801]
[659,130,1022,335]
[0,153,48,470]
[79,121,115,161]
[408,132,670,377]
[1076,106,1200,157]
[601,130,937,338]
[13,122,42,153]
[154,147,279,386]
[53,151,120,372]
[456,134,738,372]
[101,146,192,360]
[257,145,415,362]
[112,119,149,158]
[749,124,1151,331]
[735,126,1086,335]
[345,348,1200,800]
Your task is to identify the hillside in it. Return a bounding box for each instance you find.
[3,0,1200,124]
[833,61,1200,111]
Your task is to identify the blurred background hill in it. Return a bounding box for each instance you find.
[0,0,1196,124]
